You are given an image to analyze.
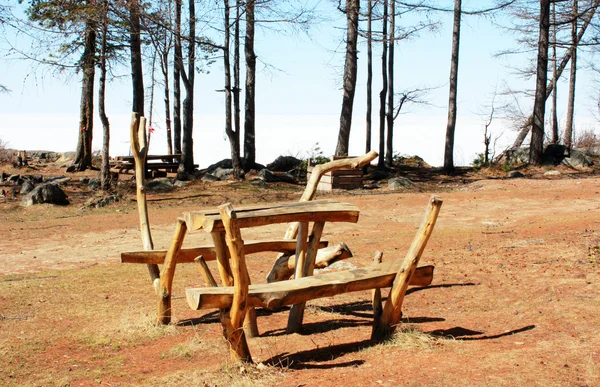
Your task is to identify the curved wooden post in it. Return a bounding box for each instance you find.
[130,112,160,285]
[157,218,187,325]
[219,203,253,363]
[371,195,443,341]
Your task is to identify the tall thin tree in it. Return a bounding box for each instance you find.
[244,0,257,169]
[564,0,578,150]
[335,0,360,156]
[530,0,551,165]
[443,0,461,172]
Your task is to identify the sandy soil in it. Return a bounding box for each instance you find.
[0,164,599,386]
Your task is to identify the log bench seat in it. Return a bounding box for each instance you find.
[186,263,434,310]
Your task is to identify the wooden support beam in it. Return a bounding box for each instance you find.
[266,242,352,283]
[157,218,187,325]
[219,203,253,363]
[287,221,325,333]
[371,195,443,341]
[371,251,384,329]
[194,256,218,287]
[121,240,328,265]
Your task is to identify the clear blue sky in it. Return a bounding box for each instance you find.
[1,0,598,166]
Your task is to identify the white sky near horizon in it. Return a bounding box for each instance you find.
[1,0,599,167]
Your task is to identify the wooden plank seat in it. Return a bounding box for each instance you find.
[190,196,443,363]
[187,263,435,310]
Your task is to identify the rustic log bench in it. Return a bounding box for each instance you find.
[184,196,443,362]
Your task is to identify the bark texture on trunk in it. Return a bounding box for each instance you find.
[99,4,110,191]
[224,0,243,177]
[550,1,559,144]
[173,0,183,155]
[129,0,145,117]
[335,0,360,157]
[530,0,551,165]
[244,0,256,170]
[378,0,388,168]
[72,17,96,172]
[564,0,578,151]
[365,0,373,157]
[443,0,461,172]
[385,0,395,166]
[180,0,196,174]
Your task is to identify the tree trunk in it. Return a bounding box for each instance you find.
[378,0,388,168]
[365,0,373,159]
[179,0,196,175]
[129,0,145,117]
[385,0,395,166]
[173,0,183,155]
[244,0,256,170]
[99,2,110,191]
[234,0,242,167]
[161,49,173,155]
[550,1,559,144]
[564,0,578,151]
[443,0,461,173]
[335,0,360,157]
[224,0,243,178]
[71,17,96,172]
[530,0,551,165]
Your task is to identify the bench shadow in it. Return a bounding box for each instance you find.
[262,339,372,370]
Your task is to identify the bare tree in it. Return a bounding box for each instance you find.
[244,0,257,169]
[443,0,461,172]
[335,0,360,157]
[99,0,110,191]
[564,0,578,150]
[530,0,551,165]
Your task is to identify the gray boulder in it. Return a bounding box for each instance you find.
[146,178,175,191]
[388,177,414,190]
[213,167,234,180]
[267,156,302,172]
[259,169,297,184]
[562,149,592,168]
[88,178,100,190]
[21,183,69,206]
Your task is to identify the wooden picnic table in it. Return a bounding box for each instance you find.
[115,154,182,162]
[156,199,360,333]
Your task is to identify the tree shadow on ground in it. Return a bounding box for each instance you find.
[429,325,536,341]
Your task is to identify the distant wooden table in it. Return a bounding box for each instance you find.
[111,154,192,176]
[156,199,360,332]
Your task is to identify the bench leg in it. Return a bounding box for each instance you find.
[371,196,443,341]
[287,221,324,334]
[157,219,187,325]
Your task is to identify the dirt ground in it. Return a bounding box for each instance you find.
[1,163,599,386]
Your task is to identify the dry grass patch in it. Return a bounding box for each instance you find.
[141,362,283,386]
[369,325,452,352]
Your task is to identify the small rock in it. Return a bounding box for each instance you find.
[201,174,220,182]
[174,180,190,188]
[507,171,525,178]
[20,181,35,195]
[213,167,235,180]
[45,176,71,185]
[543,170,561,177]
[8,174,21,183]
[88,178,100,190]
[388,176,414,190]
[80,177,90,184]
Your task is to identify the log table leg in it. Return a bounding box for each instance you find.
[287,221,325,334]
[157,218,187,325]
